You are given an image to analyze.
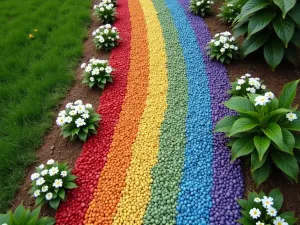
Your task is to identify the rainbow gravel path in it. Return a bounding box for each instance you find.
[55,0,244,224]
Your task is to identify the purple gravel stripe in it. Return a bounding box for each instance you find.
[176,0,244,224]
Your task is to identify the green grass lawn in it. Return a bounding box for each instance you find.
[0,0,91,212]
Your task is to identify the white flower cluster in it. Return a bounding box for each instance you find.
[81,58,113,83]
[94,1,114,10]
[210,31,238,53]
[92,24,120,45]
[235,73,266,93]
[196,0,214,6]
[254,92,274,106]
[56,100,93,127]
[31,159,68,201]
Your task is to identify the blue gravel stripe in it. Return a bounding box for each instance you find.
[163,1,214,224]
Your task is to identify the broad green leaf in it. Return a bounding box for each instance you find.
[287,3,300,25]
[237,199,249,209]
[291,28,300,46]
[280,211,298,224]
[273,16,295,47]
[273,0,296,18]
[294,134,300,149]
[226,138,236,147]
[229,118,259,136]
[65,182,78,189]
[269,188,283,210]
[214,116,239,132]
[241,32,270,56]
[231,136,255,161]
[78,131,87,141]
[233,24,248,37]
[251,149,269,171]
[285,44,299,67]
[58,188,65,200]
[279,80,299,108]
[238,0,271,22]
[14,204,25,221]
[281,128,295,154]
[252,158,271,186]
[271,150,299,181]
[237,217,253,225]
[49,198,60,210]
[248,10,276,37]
[30,207,41,219]
[262,123,284,149]
[224,97,256,113]
[37,217,56,225]
[254,136,271,160]
[263,37,284,70]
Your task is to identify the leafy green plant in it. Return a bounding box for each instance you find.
[207,31,240,64]
[217,2,242,24]
[92,24,120,51]
[215,80,300,186]
[81,58,113,89]
[190,0,214,17]
[238,188,298,225]
[56,100,101,141]
[228,73,267,96]
[30,160,77,210]
[232,0,300,70]
[94,2,116,24]
[0,204,55,225]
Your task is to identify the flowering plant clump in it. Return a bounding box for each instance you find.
[92,24,120,51]
[56,100,101,141]
[217,2,242,24]
[228,73,267,97]
[207,31,239,64]
[94,2,116,24]
[215,80,300,185]
[30,160,77,210]
[189,0,214,17]
[238,189,297,225]
[81,58,113,89]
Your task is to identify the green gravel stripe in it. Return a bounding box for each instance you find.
[142,1,188,224]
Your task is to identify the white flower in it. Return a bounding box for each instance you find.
[64,116,72,124]
[90,77,95,82]
[100,7,104,11]
[227,3,233,7]
[31,173,40,181]
[100,67,104,71]
[255,95,270,106]
[58,110,66,117]
[237,79,245,85]
[262,196,274,208]
[249,87,256,93]
[42,185,48,192]
[86,103,93,109]
[273,217,288,225]
[34,190,40,197]
[36,177,45,186]
[82,113,90,119]
[219,36,227,43]
[49,167,59,176]
[75,118,86,127]
[41,169,48,176]
[105,24,111,29]
[91,68,100,75]
[210,39,215,43]
[74,100,83,105]
[234,46,238,51]
[81,63,86,68]
[286,112,298,122]
[254,197,261,203]
[230,45,235,49]
[245,73,251,77]
[85,66,92,73]
[76,105,86,114]
[196,1,201,5]
[267,207,277,217]
[214,33,220,37]
[38,164,45,169]
[214,41,220,46]
[265,92,275,99]
[53,179,63,188]
[236,85,241,90]
[222,31,231,36]
[230,37,235,42]
[249,78,260,86]
[104,29,109,34]
[261,85,266,89]
[256,222,264,225]
[56,117,65,126]
[249,208,261,219]
[47,159,55,165]
[116,35,120,39]
[69,110,77,116]
[220,48,225,53]
[45,192,53,201]
[105,66,112,73]
[61,171,68,177]
[66,102,73,108]
[99,37,105,43]
[224,43,229,49]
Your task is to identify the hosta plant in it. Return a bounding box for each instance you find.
[238,189,298,225]
[217,2,242,24]
[30,160,77,210]
[94,2,116,24]
[228,73,267,97]
[215,79,300,186]
[56,100,101,141]
[81,58,113,89]
[92,24,120,51]
[207,31,239,64]
[0,204,55,225]
[232,0,300,70]
[190,0,214,17]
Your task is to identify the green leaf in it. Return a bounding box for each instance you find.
[226,138,236,147]
[64,182,78,189]
[271,150,299,181]
[66,174,77,181]
[268,188,283,210]
[254,136,271,160]
[291,29,300,47]
[262,123,284,149]
[252,158,271,186]
[30,207,41,219]
[233,23,248,37]
[237,217,253,225]
[273,16,295,47]
[248,10,276,37]
[251,149,269,171]
[281,128,295,154]
[214,116,239,132]
[78,131,87,141]
[229,118,259,136]
[37,217,56,225]
[237,199,249,209]
[279,80,299,109]
[14,204,25,221]
[280,211,298,224]
[273,0,296,18]
[231,136,255,161]
[288,3,300,25]
[224,97,256,113]
[49,198,60,210]
[58,188,65,200]
[294,134,300,149]
[263,36,284,70]
[241,32,270,56]
[238,0,271,22]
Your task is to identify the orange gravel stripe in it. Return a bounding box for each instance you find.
[83,0,149,224]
